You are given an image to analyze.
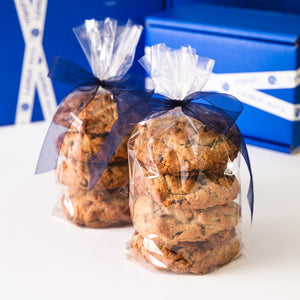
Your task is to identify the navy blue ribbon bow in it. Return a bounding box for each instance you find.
[35,57,254,220]
[35,56,143,174]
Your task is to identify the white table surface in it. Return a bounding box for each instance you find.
[0,121,299,300]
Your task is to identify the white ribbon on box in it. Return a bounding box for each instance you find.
[14,0,57,124]
[204,69,300,121]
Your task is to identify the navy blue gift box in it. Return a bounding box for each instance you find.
[145,3,300,153]
[0,0,163,126]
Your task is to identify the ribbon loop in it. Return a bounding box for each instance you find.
[48,56,99,86]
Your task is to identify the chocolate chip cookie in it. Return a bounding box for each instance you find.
[131,231,240,274]
[58,131,128,163]
[57,159,129,192]
[129,114,240,176]
[133,169,239,210]
[62,187,131,228]
[54,87,118,134]
[76,89,118,134]
[132,196,240,244]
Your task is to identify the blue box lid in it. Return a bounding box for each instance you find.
[168,0,300,16]
[146,3,300,44]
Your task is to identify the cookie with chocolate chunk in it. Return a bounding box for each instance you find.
[62,187,130,228]
[133,169,239,210]
[134,227,237,251]
[132,196,240,245]
[58,131,128,163]
[131,231,240,274]
[54,87,118,134]
[129,114,239,176]
[57,160,129,192]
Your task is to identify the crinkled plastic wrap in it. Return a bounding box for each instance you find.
[128,44,242,274]
[54,18,142,228]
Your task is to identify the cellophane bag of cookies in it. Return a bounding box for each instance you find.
[128,44,244,274]
[42,18,142,228]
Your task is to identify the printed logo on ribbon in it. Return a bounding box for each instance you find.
[204,69,300,121]
[14,0,57,124]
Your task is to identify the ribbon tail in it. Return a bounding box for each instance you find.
[183,92,253,219]
[88,119,134,191]
[238,130,254,222]
[183,101,253,220]
[35,84,99,174]
[35,121,67,174]
[88,90,161,190]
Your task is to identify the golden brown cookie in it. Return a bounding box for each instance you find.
[58,131,128,163]
[76,89,118,134]
[131,231,240,274]
[128,113,239,176]
[57,160,129,192]
[133,169,240,210]
[173,227,237,250]
[135,227,237,251]
[54,87,118,134]
[62,187,131,228]
[132,196,240,244]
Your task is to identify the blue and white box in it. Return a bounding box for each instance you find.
[145,3,300,153]
[1,0,164,126]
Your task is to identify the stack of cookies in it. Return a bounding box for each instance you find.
[56,87,131,228]
[129,112,241,274]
